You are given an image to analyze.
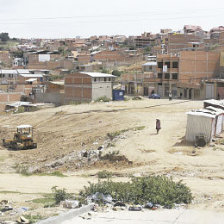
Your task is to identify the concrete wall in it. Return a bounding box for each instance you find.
[35,92,64,106]
[92,80,113,100]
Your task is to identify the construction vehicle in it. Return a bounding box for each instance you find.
[2,125,37,150]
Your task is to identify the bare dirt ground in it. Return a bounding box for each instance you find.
[0,98,224,222]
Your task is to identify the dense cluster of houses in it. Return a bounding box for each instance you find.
[0,25,224,112]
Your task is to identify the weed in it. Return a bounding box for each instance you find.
[32,195,56,207]
[23,214,43,224]
[95,96,111,102]
[97,170,113,179]
[107,126,145,140]
[14,106,25,114]
[15,164,32,176]
[132,96,142,100]
[107,129,128,140]
[51,186,71,204]
[80,176,193,208]
[124,96,130,101]
[37,171,67,177]
[0,190,20,194]
[134,126,145,131]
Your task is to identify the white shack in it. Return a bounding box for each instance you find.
[204,99,224,110]
[186,109,221,143]
[206,106,224,135]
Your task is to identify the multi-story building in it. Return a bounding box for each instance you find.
[144,51,220,99]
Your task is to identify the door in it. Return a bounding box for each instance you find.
[158,85,163,97]
[144,87,149,96]
[206,84,214,99]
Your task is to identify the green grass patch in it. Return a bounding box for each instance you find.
[15,165,66,177]
[80,176,193,208]
[23,214,44,224]
[97,170,113,179]
[32,196,55,207]
[36,171,67,177]
[95,96,111,102]
[134,126,145,131]
[107,126,145,140]
[0,190,20,194]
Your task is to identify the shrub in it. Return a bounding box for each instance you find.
[112,70,122,77]
[101,68,110,74]
[79,176,193,208]
[23,214,43,224]
[132,96,142,100]
[14,106,25,114]
[51,186,71,204]
[97,170,113,179]
[95,96,111,102]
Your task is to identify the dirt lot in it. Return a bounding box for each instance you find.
[0,98,224,221]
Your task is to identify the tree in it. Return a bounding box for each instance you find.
[0,33,10,42]
[112,70,122,77]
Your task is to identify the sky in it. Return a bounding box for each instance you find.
[0,0,224,39]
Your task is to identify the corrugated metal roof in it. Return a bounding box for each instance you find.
[1,70,18,74]
[50,81,64,86]
[204,99,224,107]
[187,109,217,118]
[143,62,157,66]
[81,72,115,78]
[17,69,30,74]
[19,74,43,78]
[25,78,37,82]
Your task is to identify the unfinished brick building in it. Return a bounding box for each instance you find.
[144,51,220,99]
[167,33,203,53]
[64,72,115,103]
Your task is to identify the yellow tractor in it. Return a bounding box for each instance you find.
[2,125,37,150]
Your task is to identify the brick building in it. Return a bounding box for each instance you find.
[92,50,124,62]
[134,32,158,48]
[143,51,220,99]
[0,51,12,68]
[0,92,23,112]
[64,72,115,103]
[167,33,203,53]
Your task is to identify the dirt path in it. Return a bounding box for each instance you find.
[1,99,224,212]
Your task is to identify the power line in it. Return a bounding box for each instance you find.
[0,9,223,24]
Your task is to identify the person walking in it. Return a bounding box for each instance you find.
[169,91,172,101]
[156,119,161,134]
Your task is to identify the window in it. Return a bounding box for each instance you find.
[108,78,111,81]
[158,62,163,68]
[94,78,97,82]
[172,62,178,68]
[164,62,170,68]
[104,78,107,82]
[158,73,162,78]
[172,73,178,80]
[165,73,170,79]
